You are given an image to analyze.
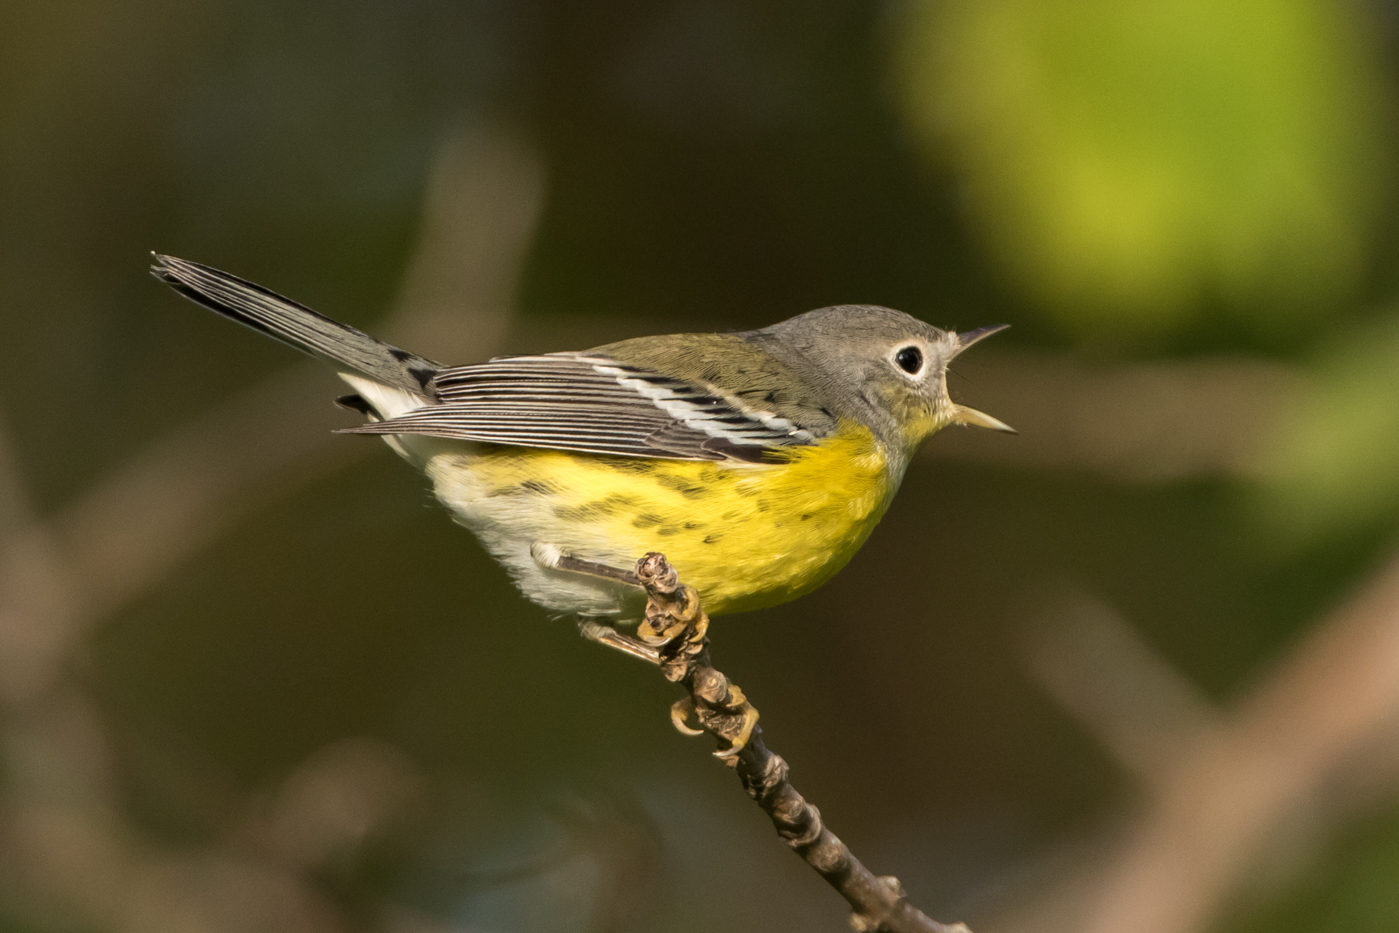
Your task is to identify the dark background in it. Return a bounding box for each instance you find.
[4,2,1399,931]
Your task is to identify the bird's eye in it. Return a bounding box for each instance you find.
[894,345,924,375]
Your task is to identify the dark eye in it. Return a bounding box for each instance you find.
[894,345,923,375]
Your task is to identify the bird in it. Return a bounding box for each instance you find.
[151,253,1011,623]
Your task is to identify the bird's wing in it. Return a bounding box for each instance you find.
[339,352,825,462]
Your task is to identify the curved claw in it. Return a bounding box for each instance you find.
[670,698,705,736]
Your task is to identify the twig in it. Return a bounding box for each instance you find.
[622,552,972,933]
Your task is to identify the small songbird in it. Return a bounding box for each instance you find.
[152,254,1011,621]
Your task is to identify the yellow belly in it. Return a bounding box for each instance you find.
[421,424,896,618]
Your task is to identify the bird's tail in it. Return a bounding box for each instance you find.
[150,253,439,396]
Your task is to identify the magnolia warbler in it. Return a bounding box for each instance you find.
[152,254,1012,620]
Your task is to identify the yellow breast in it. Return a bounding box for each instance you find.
[423,424,896,617]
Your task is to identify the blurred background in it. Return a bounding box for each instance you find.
[4,1,1399,931]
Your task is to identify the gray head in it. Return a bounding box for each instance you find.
[755,304,1012,456]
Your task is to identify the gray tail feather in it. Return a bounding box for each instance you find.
[150,253,439,395]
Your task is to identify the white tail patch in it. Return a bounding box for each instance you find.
[338,373,430,420]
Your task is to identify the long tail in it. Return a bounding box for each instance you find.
[150,253,439,395]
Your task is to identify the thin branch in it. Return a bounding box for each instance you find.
[617,552,972,933]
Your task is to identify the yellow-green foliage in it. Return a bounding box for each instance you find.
[892,0,1391,339]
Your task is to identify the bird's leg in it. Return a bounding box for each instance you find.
[543,546,759,754]
[532,543,661,664]
[532,542,643,587]
[576,618,661,665]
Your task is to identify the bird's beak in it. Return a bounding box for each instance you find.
[953,323,1010,355]
[950,323,1015,433]
[952,404,1017,434]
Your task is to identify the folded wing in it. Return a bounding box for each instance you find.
[341,353,824,462]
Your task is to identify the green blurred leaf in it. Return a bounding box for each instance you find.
[892,0,1392,340]
[1253,313,1399,547]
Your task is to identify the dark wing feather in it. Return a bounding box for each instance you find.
[340,353,822,462]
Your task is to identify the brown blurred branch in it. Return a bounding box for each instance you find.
[1022,596,1219,786]
[609,552,972,933]
[1077,546,1399,933]
[994,547,1399,933]
[0,124,544,932]
[49,126,540,629]
[1,128,540,704]
[930,350,1296,482]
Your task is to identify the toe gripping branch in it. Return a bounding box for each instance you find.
[630,552,759,762]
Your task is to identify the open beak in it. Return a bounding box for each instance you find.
[950,323,1016,434]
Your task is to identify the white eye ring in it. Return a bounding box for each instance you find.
[892,344,925,377]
